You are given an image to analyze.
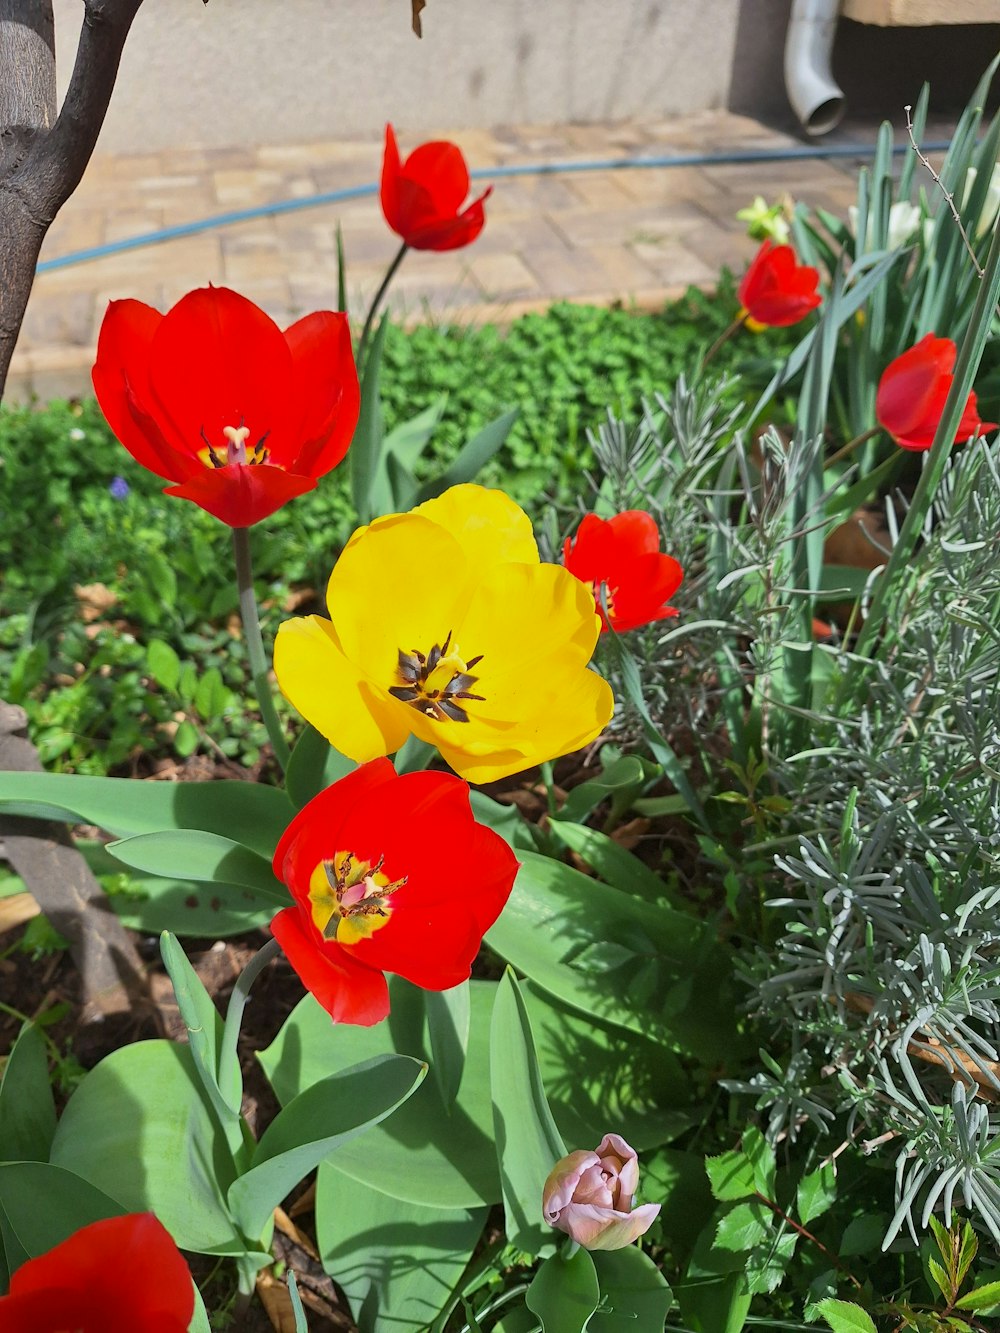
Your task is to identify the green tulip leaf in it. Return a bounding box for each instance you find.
[284,725,355,810]
[50,1040,245,1256]
[490,969,565,1257]
[526,1249,600,1333]
[315,1160,487,1332]
[106,830,285,899]
[0,1162,123,1257]
[487,851,738,1063]
[424,981,470,1109]
[228,1054,425,1242]
[589,1247,672,1332]
[0,1022,56,1163]
[0,771,293,858]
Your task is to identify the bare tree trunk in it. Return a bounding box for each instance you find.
[0,705,151,1022]
[0,0,144,399]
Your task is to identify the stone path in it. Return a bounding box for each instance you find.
[7,110,937,401]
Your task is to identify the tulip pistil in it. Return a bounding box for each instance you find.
[199,423,272,470]
[308,850,406,946]
[389,630,485,723]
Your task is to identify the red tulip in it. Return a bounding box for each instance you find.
[737,240,821,328]
[0,1213,193,1332]
[271,758,519,1025]
[562,511,683,633]
[876,332,996,451]
[380,123,492,251]
[92,286,360,527]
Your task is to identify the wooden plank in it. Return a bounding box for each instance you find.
[842,0,1000,25]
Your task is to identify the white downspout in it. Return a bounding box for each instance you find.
[784,0,847,137]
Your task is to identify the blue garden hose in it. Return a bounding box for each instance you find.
[36,139,951,275]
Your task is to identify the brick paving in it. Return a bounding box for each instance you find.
[6,110,928,401]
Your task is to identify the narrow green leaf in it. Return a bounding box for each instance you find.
[106,830,285,899]
[415,408,520,503]
[425,982,471,1109]
[284,725,355,810]
[490,969,566,1255]
[0,772,293,859]
[546,821,679,906]
[815,1298,878,1333]
[351,314,389,523]
[526,1249,600,1333]
[229,1054,425,1241]
[0,1022,56,1163]
[288,1271,309,1333]
[158,932,237,1130]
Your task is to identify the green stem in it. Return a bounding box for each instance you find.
[232,527,290,770]
[852,214,1000,662]
[357,241,408,369]
[825,424,880,469]
[217,935,282,1118]
[702,310,749,368]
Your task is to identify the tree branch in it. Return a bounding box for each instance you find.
[0,0,145,398]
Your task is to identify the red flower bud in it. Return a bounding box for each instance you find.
[380,124,492,251]
[876,332,996,451]
[737,240,821,328]
[562,511,683,633]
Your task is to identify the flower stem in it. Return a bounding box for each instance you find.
[232,527,290,770]
[824,425,881,469]
[357,241,408,370]
[217,935,282,1119]
[702,311,749,368]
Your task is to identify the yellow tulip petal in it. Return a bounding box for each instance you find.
[415,484,539,568]
[274,614,411,762]
[325,512,473,684]
[458,562,601,678]
[433,662,614,784]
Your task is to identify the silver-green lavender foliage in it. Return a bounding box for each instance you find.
[580,379,1000,1247]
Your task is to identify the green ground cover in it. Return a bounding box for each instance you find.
[0,287,793,776]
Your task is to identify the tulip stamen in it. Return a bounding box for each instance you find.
[312,850,407,942]
[389,635,485,723]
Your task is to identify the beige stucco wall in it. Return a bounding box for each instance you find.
[53,0,747,155]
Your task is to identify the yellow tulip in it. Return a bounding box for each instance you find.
[275,484,614,783]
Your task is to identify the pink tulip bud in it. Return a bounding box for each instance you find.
[542,1133,661,1251]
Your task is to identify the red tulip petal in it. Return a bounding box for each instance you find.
[401,140,471,216]
[738,241,820,327]
[148,287,296,465]
[285,310,360,476]
[380,123,406,236]
[954,390,996,443]
[271,905,390,1025]
[404,186,492,251]
[273,757,398,887]
[92,300,192,480]
[608,552,684,632]
[164,461,315,527]
[876,334,956,442]
[607,510,662,556]
[5,1213,193,1331]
